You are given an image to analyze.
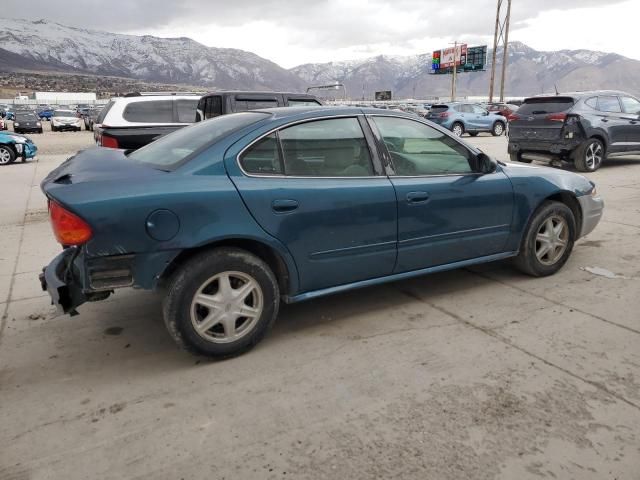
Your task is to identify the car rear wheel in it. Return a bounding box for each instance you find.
[51,125,57,132]
[163,247,279,358]
[513,201,576,277]
[492,121,505,136]
[574,138,604,172]
[0,145,16,165]
[451,122,464,137]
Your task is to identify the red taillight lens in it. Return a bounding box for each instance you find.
[100,135,119,148]
[546,113,567,122]
[49,201,92,245]
[439,111,450,118]
[507,113,519,122]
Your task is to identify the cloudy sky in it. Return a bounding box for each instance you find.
[3,0,638,68]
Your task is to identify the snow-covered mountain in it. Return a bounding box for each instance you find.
[0,17,305,91]
[1,17,639,98]
[291,41,640,98]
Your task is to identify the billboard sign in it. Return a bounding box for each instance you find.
[375,90,392,101]
[440,44,467,69]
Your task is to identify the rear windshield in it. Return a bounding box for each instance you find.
[53,110,75,117]
[430,105,449,112]
[517,97,575,115]
[128,112,270,170]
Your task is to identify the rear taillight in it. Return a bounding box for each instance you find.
[49,200,93,246]
[507,114,519,122]
[546,113,567,122]
[100,135,119,148]
[439,112,450,118]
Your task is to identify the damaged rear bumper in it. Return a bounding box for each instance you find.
[39,247,90,316]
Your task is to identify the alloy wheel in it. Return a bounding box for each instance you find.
[585,141,603,170]
[190,271,263,344]
[0,147,12,164]
[452,124,463,137]
[535,215,569,266]
[493,123,504,135]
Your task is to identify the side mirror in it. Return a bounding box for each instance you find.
[476,153,497,174]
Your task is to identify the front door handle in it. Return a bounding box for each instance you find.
[406,191,430,204]
[272,199,299,213]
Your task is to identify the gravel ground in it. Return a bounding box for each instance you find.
[0,125,639,480]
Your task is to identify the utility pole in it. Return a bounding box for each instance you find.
[451,41,458,102]
[488,0,512,103]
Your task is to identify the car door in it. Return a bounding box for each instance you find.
[472,105,492,131]
[227,116,398,293]
[369,115,514,272]
[619,95,640,153]
[596,95,628,153]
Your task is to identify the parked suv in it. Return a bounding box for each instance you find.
[508,90,640,172]
[94,93,202,150]
[195,91,321,121]
[426,102,507,137]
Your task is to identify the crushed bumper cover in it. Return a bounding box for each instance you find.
[39,248,87,316]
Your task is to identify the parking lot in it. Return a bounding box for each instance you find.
[1,124,639,479]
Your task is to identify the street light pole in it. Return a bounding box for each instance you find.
[499,0,512,102]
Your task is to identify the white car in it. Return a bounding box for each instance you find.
[51,109,82,132]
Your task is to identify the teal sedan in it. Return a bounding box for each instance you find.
[0,131,38,165]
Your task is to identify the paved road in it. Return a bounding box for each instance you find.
[1,127,639,479]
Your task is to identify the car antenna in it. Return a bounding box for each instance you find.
[554,84,559,95]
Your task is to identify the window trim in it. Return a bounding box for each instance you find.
[366,114,485,178]
[596,95,623,114]
[236,114,382,179]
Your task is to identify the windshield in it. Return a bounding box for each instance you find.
[517,97,575,115]
[16,113,37,120]
[53,110,75,117]
[128,112,270,170]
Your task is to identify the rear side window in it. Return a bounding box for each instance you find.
[287,99,322,107]
[279,118,374,177]
[123,100,174,123]
[240,134,283,175]
[235,99,279,112]
[597,96,622,113]
[203,96,223,119]
[176,99,198,123]
[585,97,598,109]
[517,97,575,115]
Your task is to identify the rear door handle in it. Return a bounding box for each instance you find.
[406,191,430,204]
[272,199,299,213]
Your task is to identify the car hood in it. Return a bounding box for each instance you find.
[500,161,594,196]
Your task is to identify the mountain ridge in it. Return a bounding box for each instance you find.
[1,17,639,98]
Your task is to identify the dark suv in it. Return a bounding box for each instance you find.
[508,91,640,172]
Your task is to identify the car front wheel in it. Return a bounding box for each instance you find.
[492,121,505,136]
[0,145,16,165]
[574,138,604,172]
[163,247,280,358]
[514,201,576,277]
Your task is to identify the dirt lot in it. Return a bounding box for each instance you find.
[1,123,639,479]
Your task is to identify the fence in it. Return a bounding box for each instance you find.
[0,99,110,106]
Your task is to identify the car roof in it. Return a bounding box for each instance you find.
[528,90,632,99]
[252,105,433,121]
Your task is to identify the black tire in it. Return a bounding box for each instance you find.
[492,121,505,136]
[513,201,576,277]
[509,151,532,163]
[163,247,280,358]
[468,132,479,137]
[451,122,464,137]
[573,138,605,172]
[38,129,43,134]
[51,125,56,132]
[0,145,16,165]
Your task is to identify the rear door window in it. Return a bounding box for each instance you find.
[278,118,374,177]
[240,134,283,175]
[517,97,575,115]
[176,99,199,123]
[234,96,279,112]
[597,96,622,113]
[123,100,174,123]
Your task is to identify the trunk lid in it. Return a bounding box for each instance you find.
[509,96,576,141]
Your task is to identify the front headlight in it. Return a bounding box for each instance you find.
[8,135,26,144]
[14,122,20,127]
[36,122,42,126]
